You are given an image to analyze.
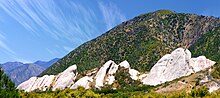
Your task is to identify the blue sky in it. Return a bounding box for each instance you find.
[0,0,220,63]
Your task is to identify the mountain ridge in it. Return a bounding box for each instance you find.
[0,58,59,85]
[34,58,60,68]
[40,10,220,76]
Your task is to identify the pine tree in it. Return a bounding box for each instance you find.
[0,66,19,98]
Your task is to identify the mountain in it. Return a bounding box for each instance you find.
[40,10,220,76]
[1,62,24,74]
[0,58,59,86]
[18,10,220,97]
[34,58,60,68]
[8,64,45,86]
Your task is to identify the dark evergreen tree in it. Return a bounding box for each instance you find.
[0,66,19,98]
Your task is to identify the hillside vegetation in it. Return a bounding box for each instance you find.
[40,10,220,76]
[189,26,220,79]
[20,86,220,98]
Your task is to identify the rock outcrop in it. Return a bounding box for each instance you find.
[94,60,118,89]
[17,65,77,92]
[70,76,93,89]
[16,77,37,92]
[207,81,220,92]
[142,48,215,86]
[17,48,217,92]
[53,65,77,90]
[17,60,140,92]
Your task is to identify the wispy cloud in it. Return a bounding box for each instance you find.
[0,1,127,63]
[98,2,126,30]
[46,48,57,56]
[0,0,99,45]
[0,0,126,44]
[0,32,31,63]
[63,46,73,52]
[0,33,15,55]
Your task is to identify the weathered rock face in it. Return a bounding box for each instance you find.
[17,48,217,92]
[142,48,216,86]
[94,60,118,89]
[17,77,37,92]
[129,69,140,80]
[53,65,77,90]
[190,56,216,72]
[119,60,130,69]
[70,76,93,89]
[17,60,140,92]
[17,65,77,92]
[207,81,220,92]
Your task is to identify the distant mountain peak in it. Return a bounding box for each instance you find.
[3,61,23,65]
[34,58,60,68]
[1,58,59,86]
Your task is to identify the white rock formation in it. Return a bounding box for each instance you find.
[17,77,37,92]
[94,60,118,89]
[30,76,48,91]
[142,48,216,86]
[53,65,77,90]
[129,69,140,80]
[17,47,217,92]
[17,65,77,92]
[207,81,220,92]
[190,56,215,72]
[70,76,93,89]
[39,75,55,91]
[119,60,130,69]
[119,60,142,80]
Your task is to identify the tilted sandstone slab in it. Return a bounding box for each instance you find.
[119,60,141,80]
[29,76,48,91]
[190,56,216,72]
[17,65,77,92]
[17,77,37,92]
[18,47,216,92]
[70,76,93,89]
[53,65,77,90]
[119,60,130,69]
[207,81,220,92]
[39,75,55,91]
[142,48,215,86]
[94,60,118,89]
[129,69,140,80]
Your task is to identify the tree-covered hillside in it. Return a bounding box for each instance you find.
[40,10,220,76]
[189,26,220,79]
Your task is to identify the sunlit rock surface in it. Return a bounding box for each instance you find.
[207,81,220,92]
[17,65,77,92]
[70,76,93,89]
[190,56,215,72]
[94,60,118,89]
[17,77,37,92]
[17,48,216,92]
[53,65,77,90]
[119,60,130,69]
[142,48,215,86]
[129,69,140,80]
